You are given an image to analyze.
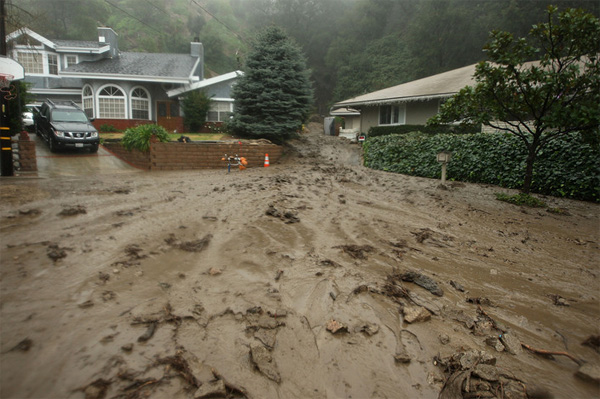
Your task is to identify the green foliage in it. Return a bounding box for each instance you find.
[229,26,313,143]
[495,193,547,207]
[99,124,120,133]
[182,91,212,132]
[121,124,170,152]
[363,132,600,202]
[8,81,33,134]
[430,6,600,194]
[368,124,480,138]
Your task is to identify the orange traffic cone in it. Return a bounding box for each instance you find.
[264,153,270,167]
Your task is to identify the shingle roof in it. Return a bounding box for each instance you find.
[333,63,478,108]
[53,39,104,49]
[62,52,199,82]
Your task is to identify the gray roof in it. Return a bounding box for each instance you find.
[62,52,198,82]
[333,63,478,108]
[53,39,103,49]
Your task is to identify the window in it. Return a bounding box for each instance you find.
[379,104,405,125]
[48,54,58,75]
[82,85,94,118]
[207,101,233,122]
[65,55,78,68]
[17,52,43,74]
[98,85,126,119]
[130,87,150,120]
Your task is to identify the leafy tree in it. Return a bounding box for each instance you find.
[229,26,312,143]
[182,90,212,132]
[429,6,600,194]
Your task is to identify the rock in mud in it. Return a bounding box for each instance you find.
[499,331,523,355]
[250,343,281,383]
[576,363,600,383]
[137,322,157,342]
[9,338,33,352]
[47,243,69,262]
[58,205,86,216]
[402,305,431,324]
[326,319,348,334]
[194,379,226,398]
[450,280,465,292]
[485,336,506,352]
[356,323,379,336]
[400,271,443,296]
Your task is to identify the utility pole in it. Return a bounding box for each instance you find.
[0,0,14,176]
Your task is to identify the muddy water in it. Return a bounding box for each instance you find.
[1,125,599,398]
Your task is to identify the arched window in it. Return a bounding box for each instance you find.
[82,85,94,118]
[98,85,126,119]
[130,87,150,120]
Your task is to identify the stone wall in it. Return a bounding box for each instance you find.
[17,139,37,172]
[103,140,283,171]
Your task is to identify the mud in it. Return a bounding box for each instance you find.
[1,123,599,398]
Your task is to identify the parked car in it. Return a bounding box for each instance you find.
[36,100,99,153]
[22,104,39,132]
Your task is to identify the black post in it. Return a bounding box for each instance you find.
[0,0,13,176]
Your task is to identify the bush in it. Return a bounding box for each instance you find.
[121,124,170,152]
[368,124,480,138]
[363,132,600,202]
[99,123,120,133]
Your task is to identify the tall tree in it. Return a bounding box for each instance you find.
[229,26,312,143]
[429,6,600,194]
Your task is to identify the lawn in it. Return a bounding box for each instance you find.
[100,132,227,141]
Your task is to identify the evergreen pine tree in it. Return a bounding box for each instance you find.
[229,26,313,143]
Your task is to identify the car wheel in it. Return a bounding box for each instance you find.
[89,144,99,153]
[49,137,58,153]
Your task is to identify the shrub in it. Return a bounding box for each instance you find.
[99,123,119,133]
[363,131,599,202]
[121,124,170,152]
[368,124,480,138]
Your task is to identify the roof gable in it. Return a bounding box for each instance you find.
[334,63,478,108]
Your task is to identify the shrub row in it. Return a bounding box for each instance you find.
[367,124,480,137]
[363,132,600,202]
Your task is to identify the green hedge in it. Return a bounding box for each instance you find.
[363,132,600,202]
[367,124,480,137]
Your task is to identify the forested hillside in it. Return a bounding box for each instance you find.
[8,0,599,113]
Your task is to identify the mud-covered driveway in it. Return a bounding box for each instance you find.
[32,132,140,178]
[1,124,599,399]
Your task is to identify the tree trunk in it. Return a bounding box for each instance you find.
[522,142,538,194]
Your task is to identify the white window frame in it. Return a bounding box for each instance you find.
[129,86,151,120]
[82,85,94,119]
[379,104,406,126]
[97,84,127,119]
[65,55,78,68]
[48,53,58,75]
[17,51,44,75]
[207,100,233,122]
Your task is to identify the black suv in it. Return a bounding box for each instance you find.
[36,100,99,153]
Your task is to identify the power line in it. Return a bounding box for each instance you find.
[103,0,164,36]
[188,0,247,44]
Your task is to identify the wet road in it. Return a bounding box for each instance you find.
[32,133,141,178]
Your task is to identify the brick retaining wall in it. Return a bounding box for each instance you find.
[103,140,283,171]
[18,139,37,171]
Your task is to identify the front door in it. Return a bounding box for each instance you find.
[156,101,181,132]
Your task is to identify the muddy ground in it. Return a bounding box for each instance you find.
[1,123,599,399]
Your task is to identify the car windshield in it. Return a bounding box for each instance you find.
[52,110,89,123]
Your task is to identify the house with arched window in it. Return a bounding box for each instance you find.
[7,27,241,132]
